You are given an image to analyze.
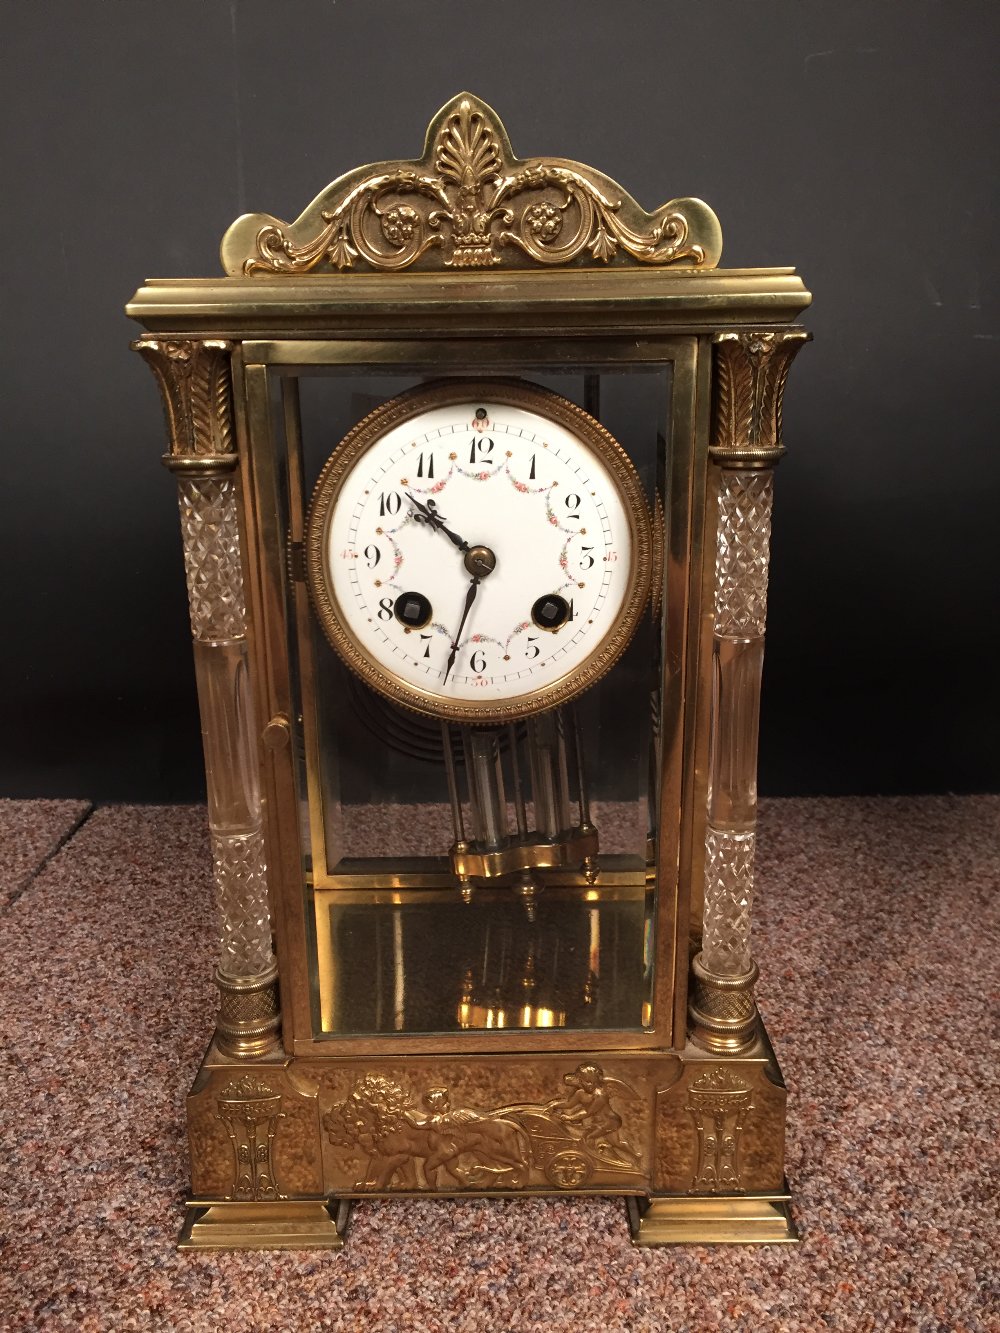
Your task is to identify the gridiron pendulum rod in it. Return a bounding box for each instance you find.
[568,703,592,830]
[507,724,529,840]
[441,720,466,844]
[568,702,600,885]
[441,721,473,902]
[464,728,507,850]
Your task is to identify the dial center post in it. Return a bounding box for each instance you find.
[464,545,497,579]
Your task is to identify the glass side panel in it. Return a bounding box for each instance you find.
[279,365,672,1037]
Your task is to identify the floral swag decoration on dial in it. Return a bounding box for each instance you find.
[304,381,655,724]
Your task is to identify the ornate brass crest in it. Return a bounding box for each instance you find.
[221,92,722,276]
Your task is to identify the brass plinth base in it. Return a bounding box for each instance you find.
[181,1028,793,1250]
[627,1188,798,1246]
[179,1197,351,1251]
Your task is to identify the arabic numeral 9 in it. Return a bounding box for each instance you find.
[364,544,381,568]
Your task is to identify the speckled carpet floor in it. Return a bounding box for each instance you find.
[1,796,997,1332]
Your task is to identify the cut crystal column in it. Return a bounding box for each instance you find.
[701,470,772,978]
[134,335,281,1059]
[692,328,808,1053]
[178,476,275,982]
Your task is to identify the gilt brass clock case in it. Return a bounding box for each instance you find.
[128,91,811,1252]
[305,378,654,723]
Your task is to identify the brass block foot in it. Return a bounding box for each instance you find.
[627,1187,798,1246]
[179,1197,351,1251]
[688,954,760,1054]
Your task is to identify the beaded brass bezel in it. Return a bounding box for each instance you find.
[304,379,654,723]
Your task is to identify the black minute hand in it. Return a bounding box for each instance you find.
[406,493,471,555]
[443,576,480,685]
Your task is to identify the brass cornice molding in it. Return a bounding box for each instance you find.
[220,92,723,277]
[132,337,238,466]
[709,329,811,468]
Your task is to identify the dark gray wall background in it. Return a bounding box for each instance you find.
[2,0,997,801]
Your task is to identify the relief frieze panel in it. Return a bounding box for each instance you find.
[312,1060,654,1193]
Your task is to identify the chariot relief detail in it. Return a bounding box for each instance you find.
[323,1063,643,1191]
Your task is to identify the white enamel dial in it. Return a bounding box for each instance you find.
[306,382,652,722]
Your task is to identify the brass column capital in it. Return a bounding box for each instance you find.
[132,337,239,474]
[709,329,811,469]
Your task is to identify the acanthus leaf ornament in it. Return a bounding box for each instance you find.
[132,337,237,470]
[223,93,722,276]
[710,330,811,465]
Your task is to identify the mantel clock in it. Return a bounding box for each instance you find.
[128,93,811,1249]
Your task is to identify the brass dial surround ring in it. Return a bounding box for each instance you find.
[305,378,655,723]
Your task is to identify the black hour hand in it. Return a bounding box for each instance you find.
[406,493,470,554]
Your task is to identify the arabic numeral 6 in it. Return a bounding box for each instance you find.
[470,649,487,674]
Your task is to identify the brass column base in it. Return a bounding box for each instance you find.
[179,1197,351,1251]
[688,954,760,1054]
[215,965,282,1059]
[627,1187,798,1246]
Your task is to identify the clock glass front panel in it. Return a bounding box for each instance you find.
[284,370,672,1040]
[322,397,634,710]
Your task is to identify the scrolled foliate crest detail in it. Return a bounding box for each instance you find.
[221,93,722,276]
